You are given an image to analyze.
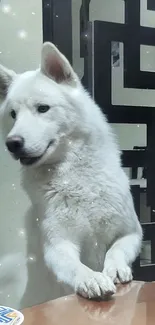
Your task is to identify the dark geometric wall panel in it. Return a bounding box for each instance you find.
[125,0,155,90]
[42,0,72,64]
[93,20,154,123]
[80,0,155,281]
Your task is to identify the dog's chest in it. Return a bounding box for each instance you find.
[23,165,98,204]
[22,166,121,249]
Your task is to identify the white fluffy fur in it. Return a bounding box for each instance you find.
[0,42,142,299]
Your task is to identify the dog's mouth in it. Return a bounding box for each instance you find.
[14,141,54,166]
[19,156,42,166]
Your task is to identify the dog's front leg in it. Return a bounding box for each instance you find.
[44,239,116,299]
[103,233,142,284]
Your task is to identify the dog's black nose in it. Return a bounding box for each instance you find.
[6,136,24,154]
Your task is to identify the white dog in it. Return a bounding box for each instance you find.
[0,42,142,299]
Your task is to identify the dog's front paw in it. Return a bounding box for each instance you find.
[75,270,116,299]
[103,264,133,284]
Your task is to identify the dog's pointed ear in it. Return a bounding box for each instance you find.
[0,64,16,99]
[41,42,78,86]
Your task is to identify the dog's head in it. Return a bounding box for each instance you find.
[0,42,84,167]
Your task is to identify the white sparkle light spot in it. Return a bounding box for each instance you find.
[7,294,10,298]
[36,218,39,222]
[137,124,140,128]
[48,168,51,172]
[56,15,58,18]
[18,228,26,238]
[0,52,2,54]
[95,242,98,246]
[12,183,16,190]
[28,255,36,263]
[17,30,28,39]
[152,210,155,213]
[1,4,11,14]
[32,12,35,15]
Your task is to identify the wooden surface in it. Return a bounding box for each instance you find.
[22,281,155,325]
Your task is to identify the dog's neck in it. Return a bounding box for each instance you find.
[21,135,86,197]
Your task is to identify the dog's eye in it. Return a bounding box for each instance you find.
[37,105,50,113]
[10,110,16,119]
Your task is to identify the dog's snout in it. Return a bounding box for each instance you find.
[6,136,24,154]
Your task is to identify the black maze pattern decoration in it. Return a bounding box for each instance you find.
[42,0,72,64]
[80,0,155,281]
